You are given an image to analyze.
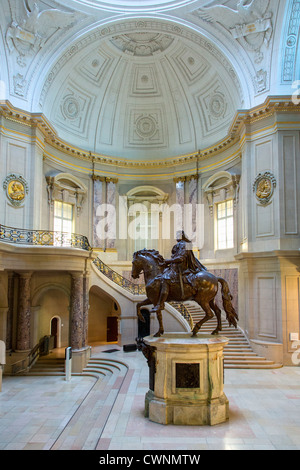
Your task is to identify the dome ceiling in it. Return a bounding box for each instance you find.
[67,0,200,12]
[41,20,243,161]
[2,0,286,162]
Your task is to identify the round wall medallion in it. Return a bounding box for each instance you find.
[62,96,80,120]
[3,174,28,206]
[135,115,157,139]
[253,172,276,205]
[209,93,226,119]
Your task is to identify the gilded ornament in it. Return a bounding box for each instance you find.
[253,172,276,205]
[3,174,29,206]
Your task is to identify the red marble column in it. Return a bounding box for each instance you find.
[70,272,84,350]
[16,272,32,351]
[82,273,89,348]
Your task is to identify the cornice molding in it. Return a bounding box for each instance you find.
[0,97,299,169]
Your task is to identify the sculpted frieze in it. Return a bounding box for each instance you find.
[194,0,273,62]
[6,0,77,67]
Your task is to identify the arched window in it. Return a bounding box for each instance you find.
[46,172,87,231]
[203,171,240,251]
[126,186,168,254]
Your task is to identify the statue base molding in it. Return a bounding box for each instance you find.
[143,332,229,426]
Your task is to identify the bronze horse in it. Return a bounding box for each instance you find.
[131,249,238,337]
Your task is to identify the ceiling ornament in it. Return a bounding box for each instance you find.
[109,32,174,56]
[6,0,77,67]
[193,0,273,65]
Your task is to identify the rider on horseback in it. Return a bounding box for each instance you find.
[152,230,207,313]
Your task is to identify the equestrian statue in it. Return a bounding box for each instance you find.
[131,231,238,337]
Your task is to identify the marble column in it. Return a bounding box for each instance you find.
[92,176,105,249]
[16,272,32,351]
[105,177,118,249]
[82,273,89,348]
[70,272,84,351]
[6,272,15,351]
[174,177,185,236]
[186,175,198,241]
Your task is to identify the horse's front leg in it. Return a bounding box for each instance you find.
[137,298,151,323]
[153,309,164,337]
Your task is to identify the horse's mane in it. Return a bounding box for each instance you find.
[134,249,165,266]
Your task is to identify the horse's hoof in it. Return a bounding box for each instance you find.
[153,332,161,337]
[211,330,220,335]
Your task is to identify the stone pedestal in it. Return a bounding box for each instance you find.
[143,332,229,426]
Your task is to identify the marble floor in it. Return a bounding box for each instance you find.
[1,344,300,451]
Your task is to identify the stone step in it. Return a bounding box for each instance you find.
[225,363,282,369]
[26,356,65,376]
[173,301,281,369]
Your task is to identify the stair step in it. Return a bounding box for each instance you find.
[26,355,65,376]
[225,363,282,369]
[172,301,282,369]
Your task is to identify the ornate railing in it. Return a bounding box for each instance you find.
[93,257,146,295]
[0,224,91,251]
[169,301,194,329]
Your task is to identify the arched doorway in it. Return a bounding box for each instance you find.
[31,285,69,349]
[88,285,120,344]
[50,317,60,348]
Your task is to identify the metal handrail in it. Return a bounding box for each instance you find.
[0,224,91,251]
[93,257,146,295]
[169,301,194,329]
[11,336,51,375]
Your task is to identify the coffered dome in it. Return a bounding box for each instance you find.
[41,19,243,161]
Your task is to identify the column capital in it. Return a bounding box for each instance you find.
[18,271,33,279]
[173,176,186,183]
[105,177,118,184]
[69,271,84,278]
[92,175,106,182]
[186,174,199,182]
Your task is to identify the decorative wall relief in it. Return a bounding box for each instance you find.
[193,0,274,94]
[126,106,167,148]
[253,171,276,205]
[109,32,174,56]
[6,1,76,67]
[3,174,28,206]
[194,0,273,64]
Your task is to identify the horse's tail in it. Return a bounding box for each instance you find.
[217,277,239,328]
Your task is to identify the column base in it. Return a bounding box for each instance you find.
[145,390,229,426]
[71,346,91,373]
